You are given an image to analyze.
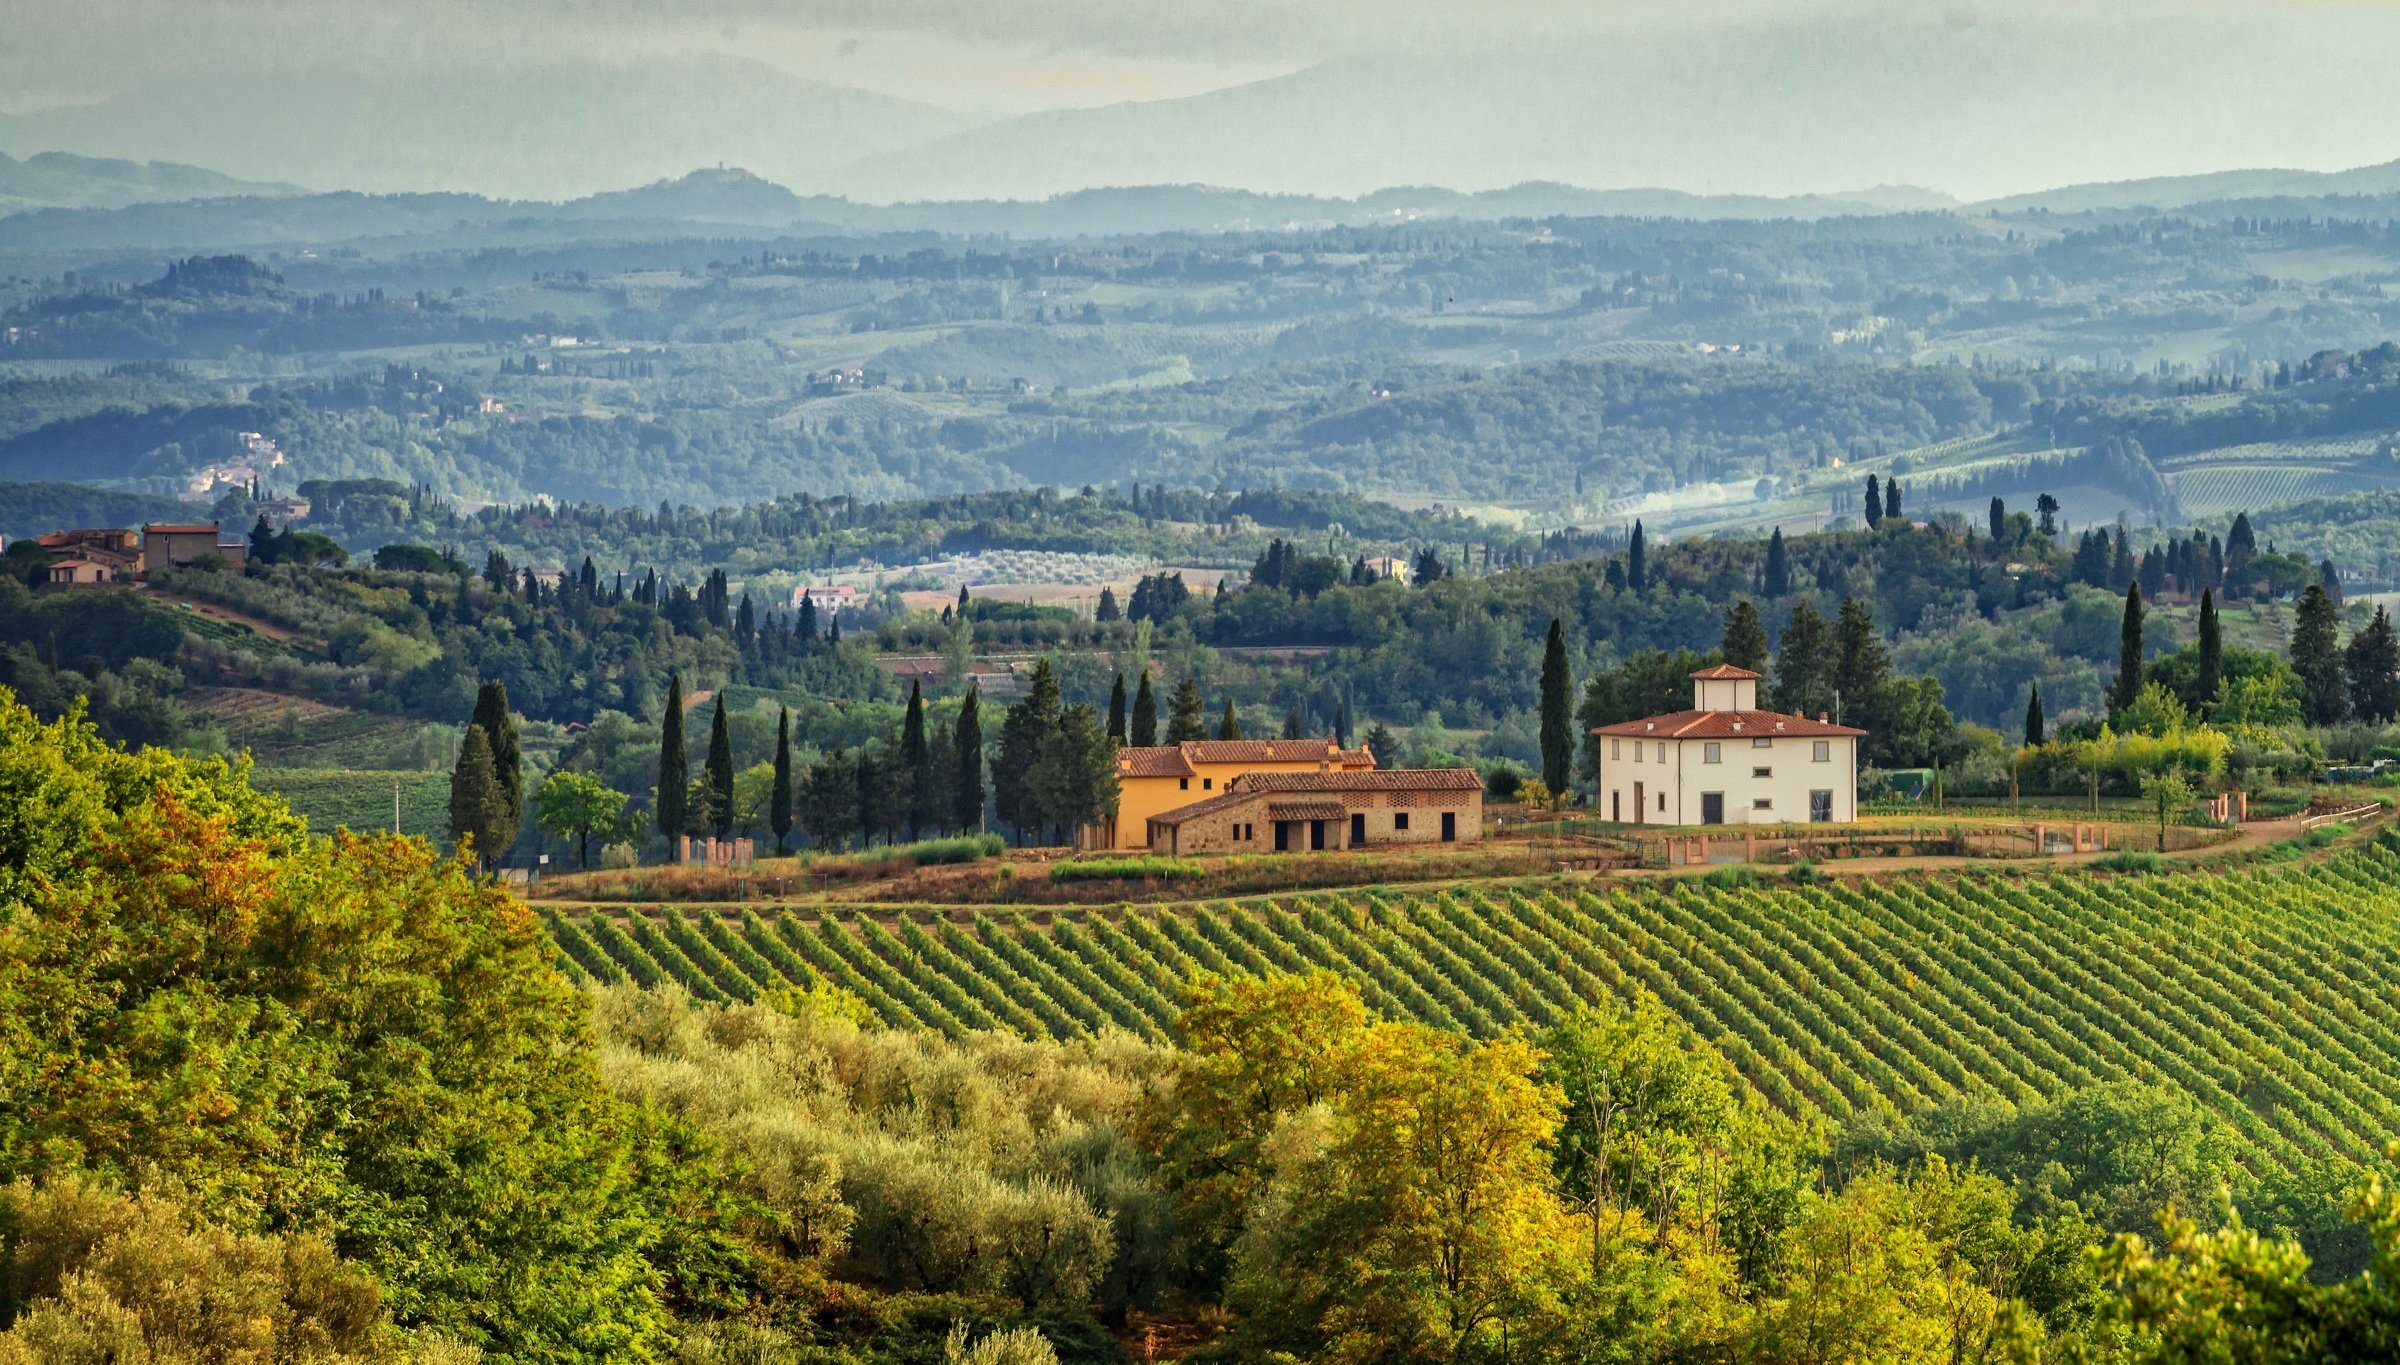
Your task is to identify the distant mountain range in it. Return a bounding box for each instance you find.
[0,151,299,215]
[7,157,2400,258]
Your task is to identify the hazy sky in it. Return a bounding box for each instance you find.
[8,0,2400,200]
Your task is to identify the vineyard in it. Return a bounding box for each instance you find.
[254,768,450,840]
[548,837,2400,1168]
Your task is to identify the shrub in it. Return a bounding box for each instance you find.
[600,841,640,870]
[946,1324,1061,1365]
[1050,856,1205,883]
[2094,851,2167,874]
[1785,858,1822,885]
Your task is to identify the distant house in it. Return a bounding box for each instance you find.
[1144,768,1485,855]
[140,522,246,575]
[36,528,140,586]
[256,496,312,521]
[790,583,861,614]
[45,557,116,587]
[1361,555,1411,583]
[1592,664,1863,826]
[1088,738,1377,851]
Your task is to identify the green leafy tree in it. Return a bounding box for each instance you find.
[995,660,1062,843]
[2142,768,2198,852]
[534,769,630,869]
[2347,605,2400,723]
[798,751,859,851]
[1539,617,1574,799]
[1771,599,1835,720]
[655,671,687,842]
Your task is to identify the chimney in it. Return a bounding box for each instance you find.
[1818,712,1829,723]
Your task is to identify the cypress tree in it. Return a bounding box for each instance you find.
[2197,588,2223,705]
[2293,584,2349,725]
[2111,583,2145,715]
[1762,528,1790,597]
[1131,672,1159,747]
[771,705,793,854]
[995,661,1062,843]
[1166,679,1207,743]
[1538,618,1573,798]
[1834,597,1890,738]
[1721,600,1769,674]
[2320,558,2343,607]
[1335,695,1353,749]
[447,726,505,869]
[706,697,735,839]
[468,680,521,853]
[900,679,931,839]
[2024,684,2045,747]
[1281,707,1305,740]
[1988,496,2007,543]
[796,592,818,643]
[1216,699,1244,741]
[1106,673,1128,744]
[1884,480,1903,521]
[954,683,986,833]
[1627,520,1648,592]
[1863,475,1883,528]
[656,672,687,842]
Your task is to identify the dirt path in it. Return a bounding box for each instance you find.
[139,586,299,642]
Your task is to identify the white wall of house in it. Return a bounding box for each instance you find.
[1599,732,1857,826]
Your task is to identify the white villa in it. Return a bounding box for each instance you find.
[1592,664,1863,826]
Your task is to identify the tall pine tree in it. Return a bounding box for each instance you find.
[1106,673,1128,743]
[706,697,735,840]
[1721,600,1769,674]
[1166,679,1207,743]
[900,679,932,839]
[2293,584,2349,725]
[1834,597,1890,736]
[1863,475,1883,529]
[655,672,688,843]
[468,681,521,857]
[994,661,1062,843]
[447,725,506,868]
[954,683,986,833]
[1772,599,1834,719]
[2196,588,2223,706]
[1216,699,1243,741]
[2111,583,2145,716]
[1131,672,1159,747]
[2024,684,2045,746]
[1762,528,1790,597]
[1627,520,1648,592]
[2346,605,2400,723]
[771,705,794,854]
[1538,618,1573,799]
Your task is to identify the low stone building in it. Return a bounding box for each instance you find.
[1145,768,1483,855]
[1089,737,1377,851]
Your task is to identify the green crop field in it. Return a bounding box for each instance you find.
[552,838,2400,1170]
[252,768,451,840]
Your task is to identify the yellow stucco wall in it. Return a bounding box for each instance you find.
[1106,760,1360,849]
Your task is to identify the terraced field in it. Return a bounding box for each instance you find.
[252,768,450,839]
[549,837,2400,1168]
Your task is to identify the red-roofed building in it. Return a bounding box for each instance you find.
[1592,667,1863,825]
[1142,768,1483,855]
[1085,737,1377,850]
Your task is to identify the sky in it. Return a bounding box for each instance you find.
[7,0,2400,202]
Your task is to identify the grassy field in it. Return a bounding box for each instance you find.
[550,831,2400,1171]
[252,768,450,840]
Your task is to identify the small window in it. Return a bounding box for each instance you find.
[1657,791,1667,812]
[1753,797,1774,810]
[1656,743,1666,764]
[1633,745,1643,764]
[1752,736,1772,748]
[1752,766,1772,779]
[1704,742,1722,764]
[1395,812,1410,831]
[1813,741,1830,762]
[1179,777,1190,790]
[1610,738,1620,759]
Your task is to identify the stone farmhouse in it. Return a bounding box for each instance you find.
[1591,664,1863,825]
[34,522,247,587]
[1087,737,1377,851]
[1143,768,1485,855]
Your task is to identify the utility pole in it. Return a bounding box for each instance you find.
[393,776,402,834]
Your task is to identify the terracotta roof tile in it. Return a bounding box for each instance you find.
[1266,801,1347,820]
[141,523,221,535]
[1689,663,1765,680]
[1236,768,1483,793]
[1116,737,1374,778]
[1591,709,1865,739]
